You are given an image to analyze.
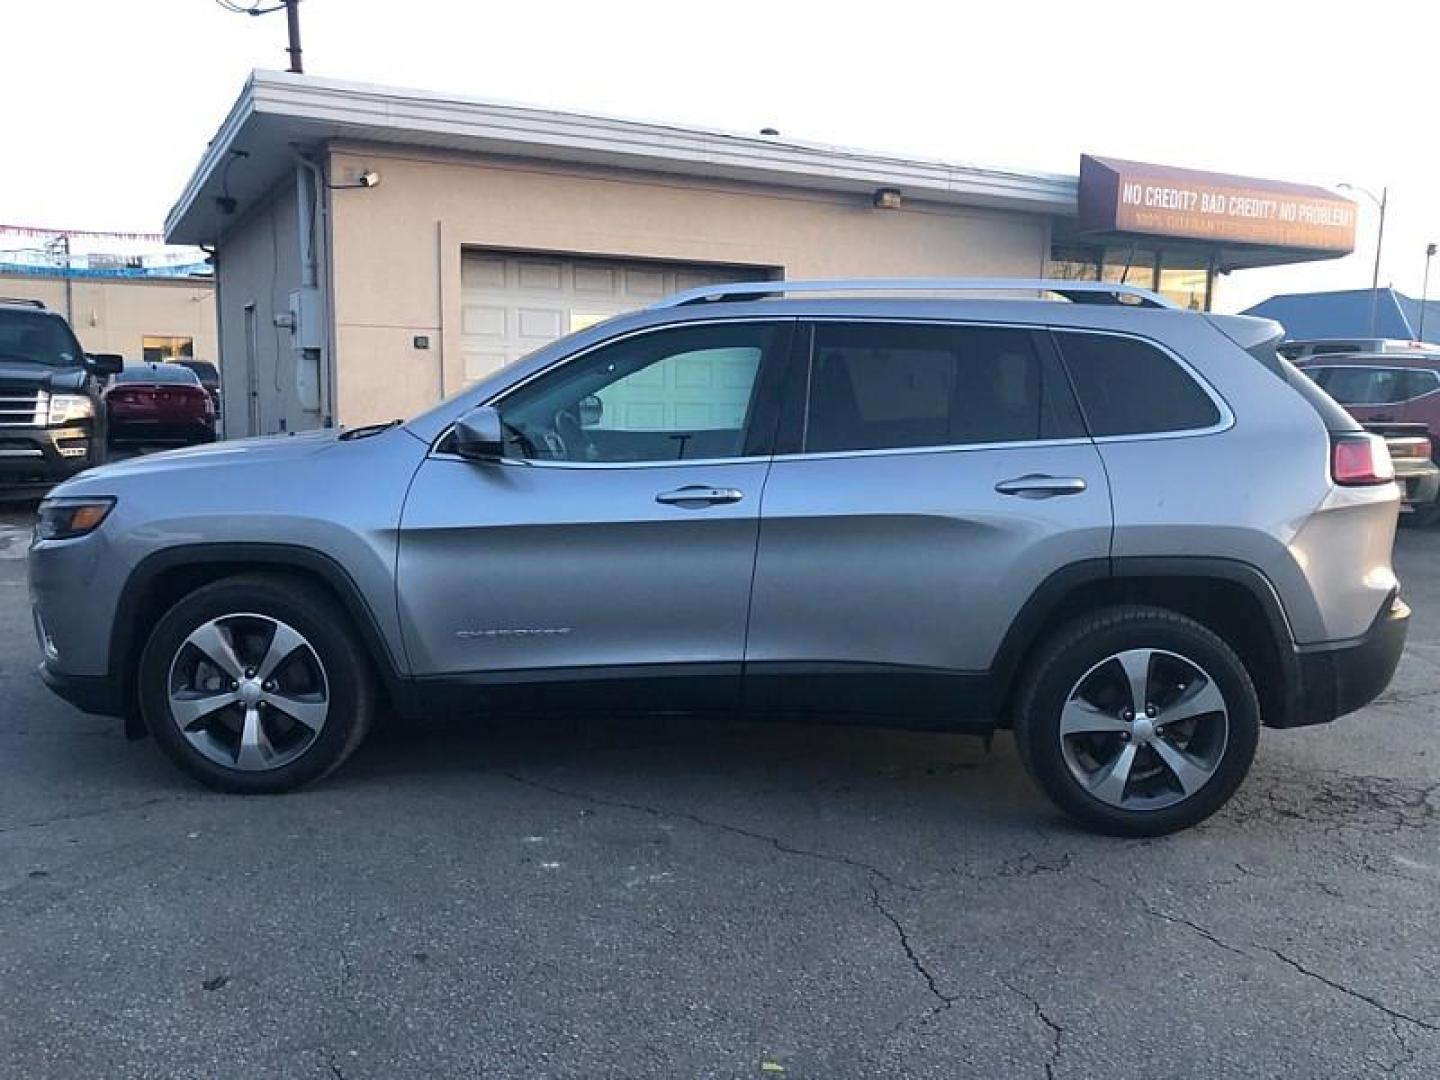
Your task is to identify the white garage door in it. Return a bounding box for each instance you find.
[460,251,769,381]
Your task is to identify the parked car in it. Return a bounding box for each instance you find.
[0,297,121,492]
[104,362,216,449]
[30,278,1408,836]
[172,358,221,413]
[1279,338,1440,362]
[1298,354,1440,525]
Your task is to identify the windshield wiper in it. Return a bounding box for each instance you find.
[338,418,403,441]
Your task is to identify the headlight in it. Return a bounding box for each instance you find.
[48,393,95,425]
[36,497,115,540]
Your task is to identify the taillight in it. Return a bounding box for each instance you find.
[1331,433,1395,486]
[1389,439,1431,460]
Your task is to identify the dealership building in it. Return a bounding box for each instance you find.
[166,70,1358,436]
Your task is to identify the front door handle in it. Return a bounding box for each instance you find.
[994,474,1088,499]
[655,485,745,507]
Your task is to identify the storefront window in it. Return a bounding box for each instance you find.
[142,335,194,363]
[1048,245,1102,282]
[1048,243,1215,310]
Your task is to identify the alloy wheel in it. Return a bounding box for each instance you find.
[166,613,330,772]
[1058,648,1229,811]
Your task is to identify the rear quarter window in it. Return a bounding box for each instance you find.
[1053,331,1222,437]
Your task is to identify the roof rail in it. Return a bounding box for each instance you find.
[652,277,1178,310]
[0,297,47,309]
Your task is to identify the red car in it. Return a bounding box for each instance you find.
[1299,352,1440,524]
[104,362,216,449]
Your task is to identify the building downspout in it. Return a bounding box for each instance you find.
[292,152,319,289]
[290,150,330,425]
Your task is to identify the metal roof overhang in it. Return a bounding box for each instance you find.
[1054,228,1353,271]
[165,70,1078,245]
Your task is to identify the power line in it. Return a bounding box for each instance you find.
[214,0,303,73]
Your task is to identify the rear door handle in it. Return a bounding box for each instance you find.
[655,485,745,507]
[994,474,1088,499]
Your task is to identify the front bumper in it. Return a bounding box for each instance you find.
[39,662,125,716]
[0,424,95,489]
[1278,595,1410,727]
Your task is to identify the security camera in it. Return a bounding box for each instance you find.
[357,171,380,188]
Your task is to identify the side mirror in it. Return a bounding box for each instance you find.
[86,353,124,377]
[453,404,505,462]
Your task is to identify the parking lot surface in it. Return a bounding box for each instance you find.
[2,503,1438,1079]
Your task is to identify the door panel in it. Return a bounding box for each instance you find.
[746,443,1112,715]
[744,318,1111,719]
[397,318,794,712]
[397,459,770,686]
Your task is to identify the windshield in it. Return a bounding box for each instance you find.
[0,309,83,367]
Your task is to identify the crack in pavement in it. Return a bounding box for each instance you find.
[500,770,912,891]
[504,770,964,1045]
[1263,947,1439,1034]
[1000,978,1063,1080]
[1137,902,1248,958]
[1381,1018,1415,1076]
[868,882,954,1009]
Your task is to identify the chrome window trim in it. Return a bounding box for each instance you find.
[768,436,1097,464]
[426,451,774,470]
[428,316,795,462]
[1301,364,1440,408]
[428,314,1235,466]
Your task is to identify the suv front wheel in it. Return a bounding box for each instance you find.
[139,573,376,793]
[1013,606,1260,836]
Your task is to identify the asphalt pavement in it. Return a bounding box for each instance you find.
[1,504,1438,1079]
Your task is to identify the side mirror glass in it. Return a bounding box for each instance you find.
[86,353,124,377]
[579,394,603,428]
[453,404,505,461]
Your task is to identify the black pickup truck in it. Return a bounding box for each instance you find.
[0,298,122,492]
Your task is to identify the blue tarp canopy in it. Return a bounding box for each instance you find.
[1242,288,1440,344]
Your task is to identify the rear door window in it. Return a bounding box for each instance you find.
[1054,331,1222,437]
[799,322,1083,453]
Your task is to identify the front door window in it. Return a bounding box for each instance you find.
[497,322,785,463]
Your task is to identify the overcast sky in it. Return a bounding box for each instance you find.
[3,0,1437,313]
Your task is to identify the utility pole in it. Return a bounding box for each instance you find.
[217,0,303,73]
[1420,242,1437,344]
[284,0,303,74]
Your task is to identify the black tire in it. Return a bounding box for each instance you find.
[139,573,375,793]
[1012,605,1259,837]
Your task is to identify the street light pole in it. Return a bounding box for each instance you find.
[1420,242,1437,344]
[1340,183,1389,337]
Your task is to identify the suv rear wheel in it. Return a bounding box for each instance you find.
[1013,606,1260,836]
[139,573,375,793]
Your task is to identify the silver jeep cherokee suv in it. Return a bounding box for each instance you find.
[29,279,1410,836]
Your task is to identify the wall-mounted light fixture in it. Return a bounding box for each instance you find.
[330,170,381,190]
[872,187,903,210]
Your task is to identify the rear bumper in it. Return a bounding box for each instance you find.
[1278,595,1410,727]
[1393,460,1440,508]
[108,419,214,446]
